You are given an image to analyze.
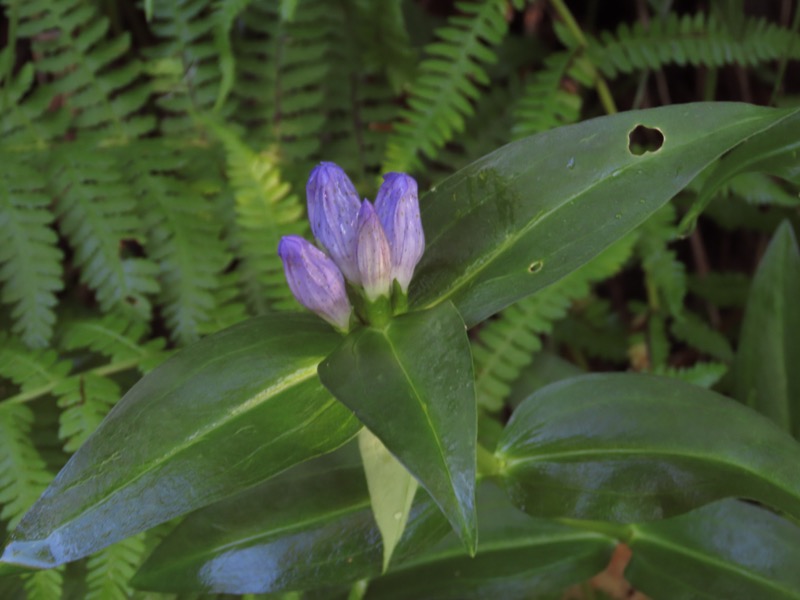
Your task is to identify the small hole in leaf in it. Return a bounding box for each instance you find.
[528,260,543,274]
[628,125,664,155]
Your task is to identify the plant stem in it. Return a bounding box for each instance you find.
[549,0,617,114]
[477,443,503,478]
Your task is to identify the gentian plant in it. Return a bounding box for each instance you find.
[4,103,800,600]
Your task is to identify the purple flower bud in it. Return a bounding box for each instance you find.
[278,235,353,331]
[356,200,392,302]
[306,162,362,284]
[374,172,425,293]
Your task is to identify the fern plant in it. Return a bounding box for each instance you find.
[1,1,800,598]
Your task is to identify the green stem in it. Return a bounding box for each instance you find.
[364,294,392,328]
[477,443,503,478]
[550,0,588,46]
[549,0,617,115]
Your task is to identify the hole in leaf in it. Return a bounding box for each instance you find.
[628,125,664,155]
[528,260,543,274]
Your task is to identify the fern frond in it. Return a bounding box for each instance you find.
[383,0,511,173]
[0,62,69,148]
[348,0,416,93]
[725,172,800,207]
[54,374,120,453]
[670,311,734,361]
[148,0,227,135]
[0,333,70,395]
[474,233,636,410]
[553,299,630,362]
[12,0,154,141]
[22,568,64,600]
[637,204,686,317]
[653,361,728,388]
[232,0,338,183]
[585,13,800,79]
[0,153,63,348]
[60,313,168,373]
[196,272,250,336]
[211,0,256,110]
[85,534,147,600]
[321,5,398,187]
[51,146,159,321]
[512,51,584,139]
[122,142,230,344]
[687,271,750,307]
[0,402,53,528]
[207,119,305,314]
[431,77,519,177]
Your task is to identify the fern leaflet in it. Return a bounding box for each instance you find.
[85,534,147,600]
[51,146,159,322]
[0,153,63,348]
[383,0,511,173]
[512,51,585,139]
[585,13,800,79]
[123,142,231,344]
[207,119,305,314]
[637,204,686,317]
[474,234,636,410]
[11,0,154,141]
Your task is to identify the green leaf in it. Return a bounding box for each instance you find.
[318,302,478,553]
[409,103,798,326]
[496,373,800,523]
[358,428,419,572]
[1,314,360,569]
[364,484,616,600]
[734,221,800,438]
[680,110,800,233]
[132,446,449,594]
[626,500,800,599]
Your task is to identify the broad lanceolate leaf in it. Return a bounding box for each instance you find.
[409,103,799,326]
[364,484,615,600]
[734,221,800,438]
[318,301,478,553]
[359,428,419,572]
[626,500,800,599]
[1,315,360,569]
[496,373,800,523]
[132,447,449,594]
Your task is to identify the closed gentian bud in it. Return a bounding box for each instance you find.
[374,172,425,293]
[356,200,392,302]
[306,162,362,284]
[278,235,353,331]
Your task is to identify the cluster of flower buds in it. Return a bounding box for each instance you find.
[278,163,425,332]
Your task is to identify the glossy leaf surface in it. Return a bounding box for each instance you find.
[497,373,800,523]
[318,301,478,552]
[734,221,800,438]
[626,500,800,599]
[409,103,797,326]
[132,446,449,594]
[364,484,615,600]
[2,315,360,569]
